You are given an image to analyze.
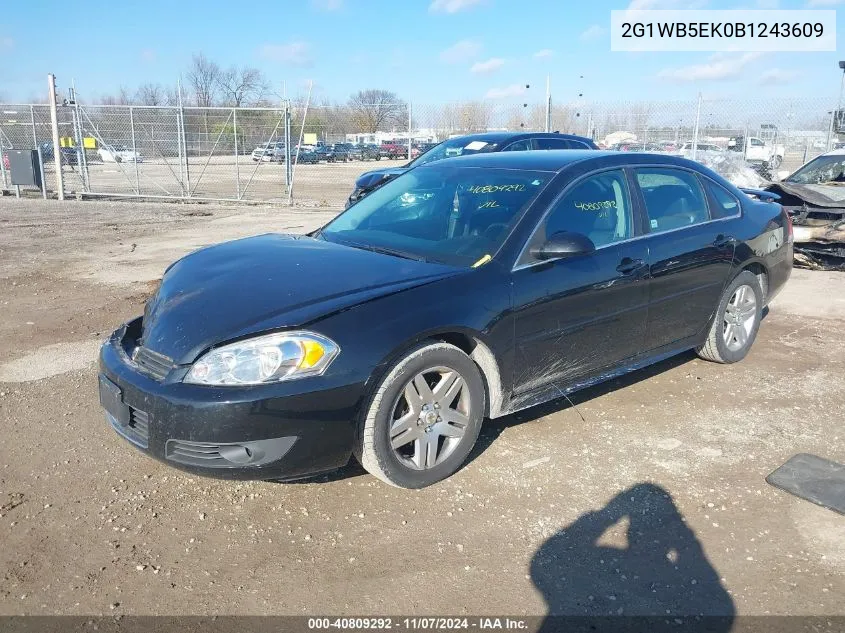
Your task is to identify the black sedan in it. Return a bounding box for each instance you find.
[99,151,792,488]
[347,132,598,208]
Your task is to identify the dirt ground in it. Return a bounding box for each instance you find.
[0,197,842,618]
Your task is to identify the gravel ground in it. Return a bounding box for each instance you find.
[0,197,843,617]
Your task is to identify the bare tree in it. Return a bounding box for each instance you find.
[456,101,491,132]
[135,83,166,106]
[99,86,133,106]
[186,53,221,107]
[217,66,267,107]
[347,89,406,133]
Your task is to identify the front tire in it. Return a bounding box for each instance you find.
[355,342,485,488]
[696,270,763,364]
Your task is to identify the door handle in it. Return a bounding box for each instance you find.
[713,234,736,248]
[616,258,645,275]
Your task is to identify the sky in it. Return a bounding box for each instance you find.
[1,0,843,105]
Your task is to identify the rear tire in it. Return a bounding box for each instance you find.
[696,270,763,364]
[355,342,485,488]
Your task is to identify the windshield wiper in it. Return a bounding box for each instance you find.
[345,242,429,262]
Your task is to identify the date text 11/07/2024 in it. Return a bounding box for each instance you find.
[307,617,529,630]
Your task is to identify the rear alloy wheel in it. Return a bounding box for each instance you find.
[697,270,763,363]
[355,342,485,488]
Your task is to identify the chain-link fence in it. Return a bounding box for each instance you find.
[0,96,837,207]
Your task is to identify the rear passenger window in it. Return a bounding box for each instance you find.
[704,180,740,219]
[502,140,532,152]
[535,138,574,150]
[636,168,709,233]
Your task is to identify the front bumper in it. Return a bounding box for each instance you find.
[98,318,364,481]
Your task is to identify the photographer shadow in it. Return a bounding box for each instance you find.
[531,483,734,632]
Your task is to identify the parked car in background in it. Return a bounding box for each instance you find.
[677,142,724,158]
[415,142,437,157]
[295,148,321,164]
[379,142,408,160]
[252,141,286,162]
[40,143,81,165]
[331,144,355,161]
[347,132,598,207]
[98,144,142,164]
[358,144,382,160]
[314,146,338,162]
[99,150,792,488]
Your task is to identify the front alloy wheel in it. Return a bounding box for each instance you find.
[355,342,485,488]
[389,367,471,470]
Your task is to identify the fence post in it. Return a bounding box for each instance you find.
[36,146,47,199]
[48,74,65,200]
[177,79,191,197]
[30,105,37,147]
[233,107,240,200]
[176,104,185,196]
[72,84,89,192]
[691,92,702,161]
[0,143,8,190]
[129,106,140,195]
[407,101,412,161]
[826,109,835,151]
[285,101,293,204]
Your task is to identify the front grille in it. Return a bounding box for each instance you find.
[133,346,173,381]
[108,406,150,449]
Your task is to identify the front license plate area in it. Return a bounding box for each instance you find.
[99,374,130,426]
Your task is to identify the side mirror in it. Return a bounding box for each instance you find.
[531,231,596,261]
[776,170,790,181]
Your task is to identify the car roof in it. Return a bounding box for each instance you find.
[445,131,594,145]
[821,149,845,156]
[414,149,706,172]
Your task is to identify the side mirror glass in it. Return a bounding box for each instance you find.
[531,231,596,261]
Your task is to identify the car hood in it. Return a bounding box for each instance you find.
[355,166,410,190]
[140,234,461,364]
[765,181,845,208]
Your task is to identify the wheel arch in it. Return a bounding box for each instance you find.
[739,261,769,302]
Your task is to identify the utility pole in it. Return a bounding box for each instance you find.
[691,92,703,161]
[48,74,64,200]
[407,102,412,161]
[545,75,551,133]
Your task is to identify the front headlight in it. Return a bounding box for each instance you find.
[184,331,339,386]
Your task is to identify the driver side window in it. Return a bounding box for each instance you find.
[539,170,634,249]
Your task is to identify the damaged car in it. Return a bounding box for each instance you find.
[765,149,845,271]
[99,151,792,488]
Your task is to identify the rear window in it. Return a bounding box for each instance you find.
[636,168,710,233]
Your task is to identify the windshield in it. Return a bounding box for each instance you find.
[321,166,551,267]
[786,154,845,185]
[407,137,499,168]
